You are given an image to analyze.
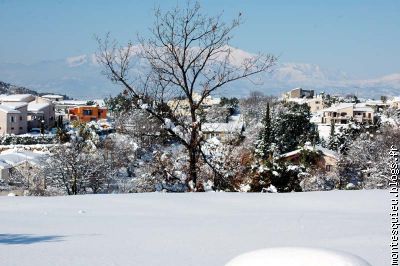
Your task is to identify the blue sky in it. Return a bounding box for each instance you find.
[0,0,399,78]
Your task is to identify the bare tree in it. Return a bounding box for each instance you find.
[97,1,276,190]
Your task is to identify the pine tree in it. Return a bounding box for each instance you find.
[272,102,317,154]
[255,103,272,159]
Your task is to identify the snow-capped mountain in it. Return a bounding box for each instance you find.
[0,45,398,99]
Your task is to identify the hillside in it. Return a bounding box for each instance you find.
[0,80,71,99]
[0,80,39,95]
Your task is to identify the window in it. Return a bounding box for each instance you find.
[11,127,14,130]
[20,116,22,121]
[10,116,15,123]
[83,109,92,116]
[363,113,366,117]
[368,113,371,118]
[325,165,332,172]
[19,127,23,130]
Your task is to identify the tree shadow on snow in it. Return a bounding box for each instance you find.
[0,234,65,245]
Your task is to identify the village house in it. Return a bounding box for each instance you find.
[321,103,374,124]
[283,88,324,113]
[0,94,56,134]
[364,100,390,112]
[286,96,325,113]
[41,94,64,102]
[202,114,244,142]
[283,88,315,100]
[167,92,221,116]
[54,100,87,115]
[68,105,107,122]
[0,150,47,195]
[388,97,400,109]
[277,145,339,173]
[0,104,28,135]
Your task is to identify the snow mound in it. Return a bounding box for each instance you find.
[225,247,372,266]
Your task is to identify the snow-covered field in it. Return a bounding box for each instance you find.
[0,190,389,265]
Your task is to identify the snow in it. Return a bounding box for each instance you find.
[28,102,51,112]
[0,105,21,114]
[318,124,346,141]
[1,102,28,109]
[41,94,64,99]
[225,247,371,266]
[0,190,388,266]
[0,150,46,167]
[66,55,88,67]
[0,94,34,102]
[264,184,277,193]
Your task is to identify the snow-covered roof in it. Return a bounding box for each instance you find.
[57,100,88,106]
[365,100,388,106]
[0,160,11,169]
[277,145,339,160]
[2,102,28,109]
[0,94,34,102]
[42,94,64,99]
[287,98,307,104]
[390,96,400,102]
[354,104,373,112]
[322,103,354,112]
[0,105,21,114]
[93,99,105,107]
[28,102,51,112]
[202,122,244,133]
[0,150,46,168]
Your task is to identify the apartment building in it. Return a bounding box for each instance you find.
[321,103,374,124]
[68,105,107,122]
[41,94,64,102]
[283,88,324,113]
[0,94,56,135]
[0,104,28,135]
[283,88,315,99]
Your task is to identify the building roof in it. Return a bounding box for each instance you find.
[0,94,35,102]
[28,102,51,112]
[57,100,88,106]
[0,105,21,114]
[2,102,28,109]
[277,145,339,160]
[0,150,46,168]
[354,103,373,112]
[202,122,244,133]
[42,94,64,99]
[365,100,389,106]
[322,103,354,112]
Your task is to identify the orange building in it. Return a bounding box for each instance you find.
[68,106,107,122]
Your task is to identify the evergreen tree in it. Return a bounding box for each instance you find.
[255,103,272,159]
[272,102,318,155]
[327,120,379,154]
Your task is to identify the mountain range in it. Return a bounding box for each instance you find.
[0,46,399,99]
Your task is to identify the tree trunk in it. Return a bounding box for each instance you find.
[188,147,198,190]
[72,176,77,195]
